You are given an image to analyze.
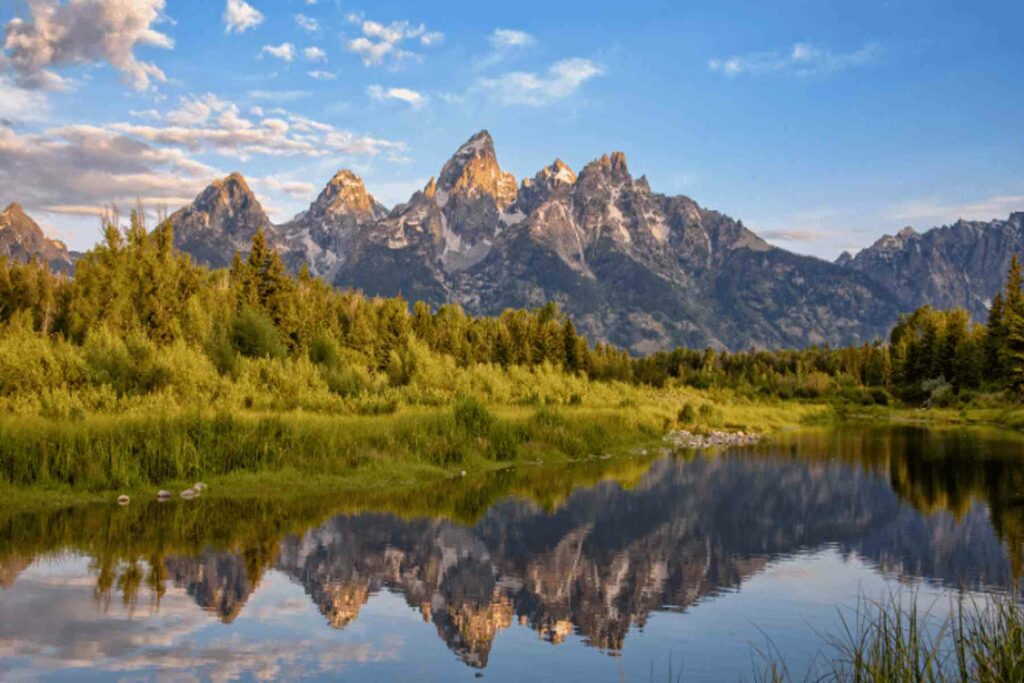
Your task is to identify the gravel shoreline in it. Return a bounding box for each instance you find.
[663,429,760,449]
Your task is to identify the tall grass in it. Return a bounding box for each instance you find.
[0,399,665,491]
[761,592,1024,682]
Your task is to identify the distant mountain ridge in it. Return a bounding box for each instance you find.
[836,213,1024,321]
[0,203,74,274]
[6,131,1022,351]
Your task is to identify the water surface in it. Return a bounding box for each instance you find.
[2,426,1024,681]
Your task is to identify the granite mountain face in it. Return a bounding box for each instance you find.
[0,203,74,274]
[7,131,1022,351]
[167,172,276,270]
[836,213,1024,321]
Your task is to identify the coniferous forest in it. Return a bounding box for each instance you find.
[2,211,1024,415]
[3,211,1024,494]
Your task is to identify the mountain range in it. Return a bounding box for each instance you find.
[3,130,1021,351]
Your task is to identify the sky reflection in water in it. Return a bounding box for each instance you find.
[1,426,1023,682]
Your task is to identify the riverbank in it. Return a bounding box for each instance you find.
[0,390,831,509]
[5,389,1022,511]
[836,399,1024,431]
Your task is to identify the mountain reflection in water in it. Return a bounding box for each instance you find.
[2,426,1024,680]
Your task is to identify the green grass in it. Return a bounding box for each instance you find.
[758,593,1024,682]
[0,388,834,506]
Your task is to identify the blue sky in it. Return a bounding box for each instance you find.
[1,0,1021,258]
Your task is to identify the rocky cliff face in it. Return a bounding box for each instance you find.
[149,131,1022,350]
[313,132,902,350]
[0,203,74,274]
[278,170,388,279]
[837,213,1024,320]
[168,172,276,269]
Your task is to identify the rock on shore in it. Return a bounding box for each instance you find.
[663,430,759,449]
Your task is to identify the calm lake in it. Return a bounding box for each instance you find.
[2,426,1023,681]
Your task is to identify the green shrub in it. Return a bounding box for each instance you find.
[453,396,495,438]
[231,307,286,360]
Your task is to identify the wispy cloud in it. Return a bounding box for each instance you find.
[295,14,319,32]
[888,194,1024,225]
[261,43,296,62]
[304,47,327,62]
[1,0,173,91]
[0,90,408,221]
[709,42,881,78]
[223,0,264,35]
[0,77,50,124]
[480,58,603,106]
[345,15,443,66]
[475,28,535,70]
[307,70,336,81]
[368,85,425,109]
[248,89,312,102]
[256,175,316,199]
[759,229,822,242]
[490,29,534,49]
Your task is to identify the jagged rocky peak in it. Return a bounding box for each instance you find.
[865,224,918,252]
[436,129,517,209]
[0,202,74,273]
[196,172,256,209]
[311,170,386,220]
[516,159,578,215]
[588,151,630,178]
[897,225,918,240]
[169,172,275,269]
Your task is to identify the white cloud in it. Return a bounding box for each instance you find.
[304,47,327,62]
[307,70,336,81]
[0,76,49,123]
[262,43,296,62]
[346,16,442,66]
[256,175,315,199]
[106,92,405,160]
[888,194,1024,225]
[480,58,603,106]
[223,0,264,34]
[420,31,444,46]
[759,229,822,242]
[709,42,881,78]
[0,123,215,217]
[1,0,173,91]
[368,85,425,108]
[295,14,319,32]
[247,89,311,102]
[475,28,535,70]
[489,29,534,49]
[0,91,408,227]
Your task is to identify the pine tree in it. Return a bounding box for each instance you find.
[985,292,1007,378]
[1006,307,1024,392]
[563,319,581,373]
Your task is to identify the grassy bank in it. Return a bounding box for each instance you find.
[835,398,1024,431]
[0,390,831,507]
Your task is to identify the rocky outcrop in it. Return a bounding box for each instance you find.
[837,213,1024,320]
[278,170,388,279]
[0,203,74,274]
[168,172,276,269]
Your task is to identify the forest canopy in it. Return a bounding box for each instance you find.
[2,211,1023,416]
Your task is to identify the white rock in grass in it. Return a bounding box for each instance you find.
[117,495,130,506]
[193,482,207,492]
[157,490,171,500]
[180,489,195,500]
